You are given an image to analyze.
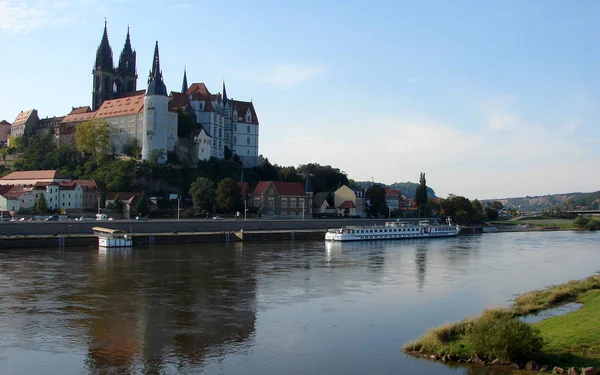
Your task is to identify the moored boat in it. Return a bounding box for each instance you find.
[93,227,133,248]
[324,218,460,242]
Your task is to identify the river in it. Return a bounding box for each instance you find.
[0,231,599,374]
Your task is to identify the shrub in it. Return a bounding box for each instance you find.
[574,216,591,228]
[584,219,600,231]
[467,315,544,362]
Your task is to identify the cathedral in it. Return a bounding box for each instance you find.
[9,22,260,167]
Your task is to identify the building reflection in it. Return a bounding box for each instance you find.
[79,245,258,373]
[415,244,427,291]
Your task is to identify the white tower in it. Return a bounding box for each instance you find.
[142,41,169,164]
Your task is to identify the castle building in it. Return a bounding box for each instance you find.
[7,22,260,167]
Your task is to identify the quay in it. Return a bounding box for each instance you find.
[0,219,481,249]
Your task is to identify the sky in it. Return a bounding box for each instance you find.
[1,0,599,200]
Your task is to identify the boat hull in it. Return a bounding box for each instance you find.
[325,221,460,242]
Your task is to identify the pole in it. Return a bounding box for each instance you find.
[302,200,305,220]
[177,197,180,220]
[97,196,100,214]
[244,199,247,220]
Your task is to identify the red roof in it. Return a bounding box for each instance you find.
[241,182,251,197]
[253,181,307,196]
[95,94,145,118]
[69,106,92,115]
[72,179,103,190]
[61,111,96,124]
[0,120,11,126]
[232,100,259,124]
[12,109,37,126]
[105,192,142,201]
[338,200,356,209]
[0,170,71,181]
[384,187,402,197]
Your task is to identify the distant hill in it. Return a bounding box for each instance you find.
[354,181,437,199]
[484,191,600,212]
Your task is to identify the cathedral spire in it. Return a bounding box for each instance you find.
[181,66,188,94]
[94,20,113,70]
[146,41,167,96]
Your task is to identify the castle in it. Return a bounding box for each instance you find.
[6,22,260,167]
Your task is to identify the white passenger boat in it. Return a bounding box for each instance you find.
[325,219,460,242]
[92,227,133,248]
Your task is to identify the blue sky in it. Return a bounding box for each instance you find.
[1,0,599,199]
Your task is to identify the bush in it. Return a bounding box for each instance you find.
[467,315,544,362]
[574,216,590,228]
[584,219,600,231]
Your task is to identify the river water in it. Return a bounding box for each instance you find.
[0,231,599,375]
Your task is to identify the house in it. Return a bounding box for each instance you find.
[312,192,336,216]
[250,181,310,218]
[0,120,11,145]
[32,182,83,211]
[334,185,362,217]
[72,180,105,209]
[384,187,404,213]
[0,185,21,212]
[105,192,155,219]
[10,109,39,139]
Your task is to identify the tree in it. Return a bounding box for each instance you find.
[215,178,241,213]
[471,199,484,221]
[135,192,151,217]
[75,118,111,158]
[109,196,123,211]
[415,172,428,216]
[189,177,215,213]
[35,194,48,213]
[296,163,349,192]
[365,184,387,217]
[122,138,141,159]
[485,207,499,221]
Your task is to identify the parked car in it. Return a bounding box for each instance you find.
[135,216,148,221]
[45,215,60,221]
[79,216,95,221]
[212,216,224,220]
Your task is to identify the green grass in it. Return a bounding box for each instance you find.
[534,290,600,368]
[403,275,600,368]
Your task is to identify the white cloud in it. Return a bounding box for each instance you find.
[260,64,325,86]
[171,3,192,9]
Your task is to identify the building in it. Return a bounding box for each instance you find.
[250,181,310,218]
[384,187,404,213]
[0,185,21,212]
[0,120,11,145]
[0,170,71,186]
[72,179,106,210]
[10,109,39,138]
[56,107,95,146]
[334,185,362,217]
[92,22,138,111]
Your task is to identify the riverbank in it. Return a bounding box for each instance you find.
[403,274,600,371]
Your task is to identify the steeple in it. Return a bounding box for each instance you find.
[305,175,313,195]
[222,80,229,105]
[181,67,188,93]
[146,41,167,96]
[94,20,113,70]
[117,25,137,89]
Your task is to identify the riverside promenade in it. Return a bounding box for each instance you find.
[0,218,481,249]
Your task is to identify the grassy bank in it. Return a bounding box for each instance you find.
[490,217,576,230]
[403,274,600,368]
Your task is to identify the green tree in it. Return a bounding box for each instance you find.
[485,207,499,221]
[35,194,48,213]
[75,118,111,158]
[12,133,57,171]
[296,163,349,193]
[122,138,142,159]
[135,192,151,217]
[189,177,215,213]
[365,184,387,217]
[415,172,428,216]
[471,199,484,221]
[215,178,241,213]
[110,196,123,211]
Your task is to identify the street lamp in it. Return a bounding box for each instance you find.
[244,199,247,220]
[302,200,305,220]
[177,197,181,221]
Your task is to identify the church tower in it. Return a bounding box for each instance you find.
[92,21,115,111]
[116,26,137,94]
[142,41,169,164]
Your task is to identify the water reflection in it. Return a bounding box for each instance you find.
[1,231,600,375]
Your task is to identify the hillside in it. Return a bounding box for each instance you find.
[354,181,437,199]
[486,191,600,212]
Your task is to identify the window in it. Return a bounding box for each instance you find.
[299,198,305,207]
[290,198,296,208]
[247,150,250,154]
[247,125,250,133]
[268,197,274,208]
[247,137,250,145]
[254,198,260,207]
[233,124,237,131]
[233,136,237,143]
[281,198,287,208]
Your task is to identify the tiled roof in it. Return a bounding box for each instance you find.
[232,100,259,124]
[69,106,92,115]
[62,111,96,124]
[187,83,212,97]
[338,200,356,209]
[253,181,307,196]
[105,192,142,201]
[12,109,37,126]
[95,94,145,118]
[72,179,103,190]
[384,187,402,197]
[0,120,11,126]
[0,170,71,181]
[241,182,251,197]
[168,92,191,112]
[0,185,13,196]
